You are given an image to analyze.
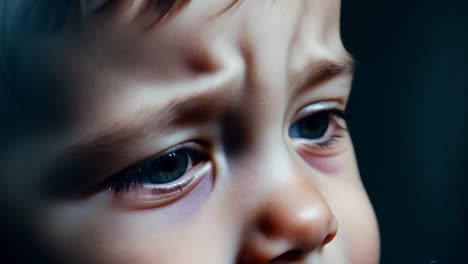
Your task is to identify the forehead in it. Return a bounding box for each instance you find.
[52,0,343,91]
[35,0,346,135]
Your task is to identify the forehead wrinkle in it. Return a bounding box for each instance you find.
[214,0,244,16]
[213,0,282,17]
[64,39,244,155]
[85,0,192,26]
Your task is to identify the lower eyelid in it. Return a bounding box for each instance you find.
[292,126,347,156]
[111,162,212,210]
[294,139,344,158]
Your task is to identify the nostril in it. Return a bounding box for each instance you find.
[321,233,336,247]
[241,187,339,263]
[321,216,338,247]
[269,250,305,263]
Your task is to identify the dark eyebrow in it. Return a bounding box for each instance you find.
[44,89,227,198]
[290,55,355,96]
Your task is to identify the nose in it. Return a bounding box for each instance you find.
[237,168,338,264]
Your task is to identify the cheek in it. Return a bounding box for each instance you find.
[297,142,362,180]
[334,185,380,264]
[300,151,380,262]
[38,173,216,263]
[109,175,216,261]
[164,172,214,222]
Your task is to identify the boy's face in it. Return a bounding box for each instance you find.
[4,0,379,263]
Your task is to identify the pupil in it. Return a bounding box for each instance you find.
[148,150,189,184]
[289,112,329,139]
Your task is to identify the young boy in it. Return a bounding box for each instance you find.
[0,0,380,263]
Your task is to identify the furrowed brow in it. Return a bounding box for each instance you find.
[214,0,281,17]
[88,0,191,24]
[89,0,251,24]
[215,0,245,15]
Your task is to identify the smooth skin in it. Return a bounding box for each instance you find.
[1,0,379,263]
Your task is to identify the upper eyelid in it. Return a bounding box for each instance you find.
[292,101,344,123]
[115,141,204,176]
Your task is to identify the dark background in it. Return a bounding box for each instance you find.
[1,1,467,263]
[341,0,468,263]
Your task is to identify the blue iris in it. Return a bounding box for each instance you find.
[289,111,329,140]
[144,150,189,184]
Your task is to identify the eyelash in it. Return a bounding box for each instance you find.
[321,109,350,149]
[316,134,344,149]
[109,143,208,193]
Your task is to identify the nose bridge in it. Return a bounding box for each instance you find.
[228,2,340,261]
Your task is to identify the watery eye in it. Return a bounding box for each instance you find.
[113,148,204,192]
[289,111,330,140]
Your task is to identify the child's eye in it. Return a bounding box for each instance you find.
[289,106,350,150]
[289,111,330,140]
[113,149,199,190]
[108,143,212,209]
[148,150,191,183]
